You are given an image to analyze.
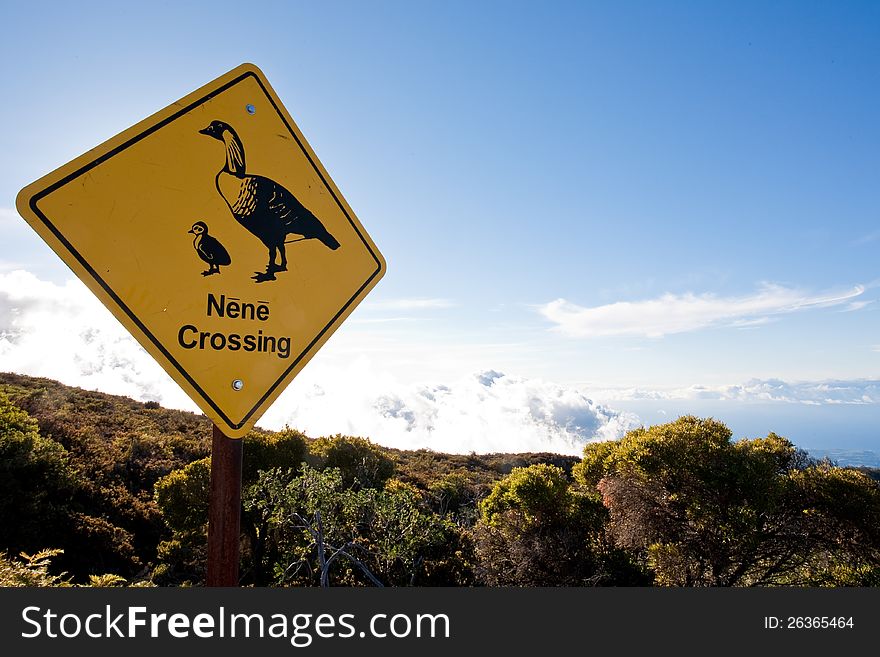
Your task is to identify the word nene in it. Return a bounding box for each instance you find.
[177,293,292,359]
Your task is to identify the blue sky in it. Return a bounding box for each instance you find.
[1,1,878,456]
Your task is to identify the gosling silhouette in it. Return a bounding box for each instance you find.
[188,221,231,276]
[199,120,340,283]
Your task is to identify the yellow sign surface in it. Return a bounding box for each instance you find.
[16,63,386,437]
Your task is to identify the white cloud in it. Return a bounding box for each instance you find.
[538,283,865,338]
[0,270,198,411]
[264,365,641,455]
[594,379,880,406]
[842,300,874,312]
[730,317,774,329]
[0,270,637,455]
[4,270,876,458]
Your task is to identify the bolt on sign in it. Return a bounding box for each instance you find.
[16,63,386,437]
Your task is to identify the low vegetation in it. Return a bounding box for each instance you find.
[1,372,878,587]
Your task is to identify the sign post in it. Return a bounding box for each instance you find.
[206,424,243,586]
[16,63,386,584]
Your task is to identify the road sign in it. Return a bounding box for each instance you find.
[16,63,386,437]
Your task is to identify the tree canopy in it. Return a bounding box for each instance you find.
[2,373,879,587]
[575,416,880,586]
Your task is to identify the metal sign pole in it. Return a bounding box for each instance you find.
[206,424,242,586]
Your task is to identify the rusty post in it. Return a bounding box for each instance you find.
[206,424,242,586]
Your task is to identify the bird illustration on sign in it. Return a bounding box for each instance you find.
[199,120,340,283]
[188,221,232,276]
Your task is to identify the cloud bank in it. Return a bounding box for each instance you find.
[0,271,638,455]
[263,365,641,455]
[539,283,865,338]
[2,271,877,457]
[0,270,198,411]
[594,379,880,406]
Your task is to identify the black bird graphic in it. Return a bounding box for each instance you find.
[188,220,231,276]
[199,120,340,282]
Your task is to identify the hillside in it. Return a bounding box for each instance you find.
[0,372,577,584]
[1,372,878,587]
[0,371,578,490]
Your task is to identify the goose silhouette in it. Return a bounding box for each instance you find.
[188,221,231,276]
[200,120,340,282]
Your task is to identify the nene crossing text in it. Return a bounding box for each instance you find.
[177,293,292,359]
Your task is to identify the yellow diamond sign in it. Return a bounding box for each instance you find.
[16,64,386,437]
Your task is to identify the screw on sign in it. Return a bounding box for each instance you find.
[16,63,386,585]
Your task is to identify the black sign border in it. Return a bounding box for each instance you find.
[27,69,384,431]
